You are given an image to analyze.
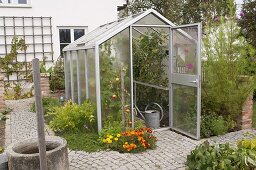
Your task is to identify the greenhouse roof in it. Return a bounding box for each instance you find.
[63,9,175,51]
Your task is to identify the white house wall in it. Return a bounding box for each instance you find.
[0,0,126,81]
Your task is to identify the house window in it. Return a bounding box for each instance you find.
[59,29,71,54]
[59,27,86,54]
[74,29,85,41]
[0,0,30,7]
[18,0,27,4]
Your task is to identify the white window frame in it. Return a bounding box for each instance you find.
[58,26,88,55]
[0,0,31,8]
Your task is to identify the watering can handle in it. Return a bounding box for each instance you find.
[134,104,145,120]
[145,103,164,121]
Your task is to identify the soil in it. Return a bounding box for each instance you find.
[0,121,5,148]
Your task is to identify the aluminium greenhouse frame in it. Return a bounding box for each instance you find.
[63,9,202,140]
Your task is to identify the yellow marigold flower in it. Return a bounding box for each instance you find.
[108,139,112,144]
[114,138,118,141]
[109,135,113,139]
[117,134,121,137]
[125,142,128,145]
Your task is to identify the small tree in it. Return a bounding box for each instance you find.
[126,0,233,26]
[238,0,256,49]
[202,13,256,120]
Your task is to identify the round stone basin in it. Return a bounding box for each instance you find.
[6,136,69,170]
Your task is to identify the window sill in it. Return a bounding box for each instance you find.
[0,4,32,8]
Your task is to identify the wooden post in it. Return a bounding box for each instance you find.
[32,58,47,170]
[0,75,6,112]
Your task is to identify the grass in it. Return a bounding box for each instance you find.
[253,101,256,128]
[60,131,106,152]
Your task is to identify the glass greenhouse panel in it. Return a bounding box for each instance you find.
[78,50,87,103]
[172,84,197,136]
[71,51,78,103]
[87,49,96,103]
[99,28,131,128]
[170,23,201,139]
[135,13,168,25]
[65,52,71,100]
[172,27,198,74]
[133,27,169,87]
[134,84,169,127]
[132,26,169,128]
[132,26,169,39]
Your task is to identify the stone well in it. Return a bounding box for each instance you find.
[6,136,69,170]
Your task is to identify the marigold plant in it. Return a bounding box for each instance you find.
[100,127,157,153]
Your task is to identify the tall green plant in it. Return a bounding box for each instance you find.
[202,11,256,120]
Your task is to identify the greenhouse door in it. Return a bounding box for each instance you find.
[170,23,202,140]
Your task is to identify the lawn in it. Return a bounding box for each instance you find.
[253,101,256,128]
[60,131,106,152]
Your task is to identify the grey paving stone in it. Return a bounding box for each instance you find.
[5,98,256,170]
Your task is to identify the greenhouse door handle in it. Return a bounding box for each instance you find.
[190,79,198,84]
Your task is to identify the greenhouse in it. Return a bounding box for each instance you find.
[63,9,202,139]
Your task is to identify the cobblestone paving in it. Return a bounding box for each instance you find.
[69,129,256,170]
[69,130,200,170]
[4,98,256,170]
[5,98,53,146]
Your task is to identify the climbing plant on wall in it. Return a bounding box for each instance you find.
[0,37,28,80]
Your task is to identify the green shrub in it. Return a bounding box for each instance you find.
[210,116,229,136]
[238,138,256,151]
[186,140,256,170]
[49,60,65,91]
[48,100,96,132]
[201,113,235,138]
[202,12,256,124]
[30,97,61,115]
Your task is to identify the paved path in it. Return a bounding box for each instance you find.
[4,98,256,170]
[68,129,256,170]
[5,98,53,146]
